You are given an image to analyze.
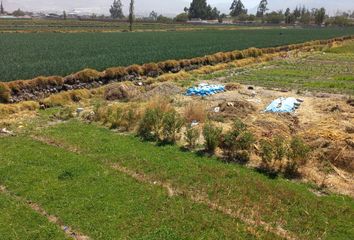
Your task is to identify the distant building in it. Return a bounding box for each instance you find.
[45,13,61,19]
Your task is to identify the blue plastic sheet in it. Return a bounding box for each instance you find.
[265,97,301,113]
[186,83,225,97]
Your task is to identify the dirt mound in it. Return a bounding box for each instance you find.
[214,100,257,119]
[104,82,141,101]
[140,82,182,100]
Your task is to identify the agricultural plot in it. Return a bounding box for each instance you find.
[201,41,354,95]
[1,27,354,81]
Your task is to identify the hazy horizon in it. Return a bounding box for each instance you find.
[1,0,353,16]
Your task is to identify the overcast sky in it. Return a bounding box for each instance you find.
[2,0,353,16]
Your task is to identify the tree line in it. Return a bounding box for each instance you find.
[109,0,353,26]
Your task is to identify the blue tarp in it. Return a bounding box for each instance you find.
[265,97,301,113]
[186,83,225,97]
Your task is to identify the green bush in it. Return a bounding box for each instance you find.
[203,121,222,154]
[161,110,184,143]
[260,139,274,168]
[221,118,254,163]
[137,108,164,141]
[185,126,200,150]
[285,136,310,177]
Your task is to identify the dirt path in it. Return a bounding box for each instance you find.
[0,185,90,240]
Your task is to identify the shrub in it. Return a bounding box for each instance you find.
[158,60,180,72]
[53,107,75,120]
[42,89,92,107]
[66,68,103,83]
[184,102,207,123]
[0,83,11,103]
[260,139,274,168]
[109,103,142,131]
[143,63,160,77]
[185,126,200,150]
[137,96,173,141]
[161,110,184,143]
[126,64,143,76]
[104,82,140,101]
[285,136,310,177]
[203,121,222,153]
[137,107,164,141]
[273,135,287,162]
[104,67,128,79]
[221,119,254,163]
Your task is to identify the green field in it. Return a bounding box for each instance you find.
[1,27,354,82]
[0,118,353,239]
[194,40,354,95]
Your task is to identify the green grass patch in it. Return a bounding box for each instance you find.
[0,136,273,240]
[1,28,354,81]
[39,120,354,240]
[0,193,67,240]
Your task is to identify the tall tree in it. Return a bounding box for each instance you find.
[63,11,67,20]
[188,0,208,19]
[149,11,158,21]
[230,0,247,17]
[110,0,124,19]
[256,0,268,18]
[0,1,4,14]
[314,8,326,25]
[284,8,291,24]
[129,0,134,31]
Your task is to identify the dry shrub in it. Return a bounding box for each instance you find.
[158,60,180,72]
[66,68,103,83]
[104,67,128,79]
[0,83,11,103]
[155,71,190,82]
[190,57,204,65]
[191,63,229,74]
[225,82,242,91]
[125,64,144,76]
[96,102,142,131]
[184,102,207,123]
[179,59,192,68]
[241,47,263,58]
[42,89,92,107]
[0,101,39,115]
[142,63,160,77]
[104,82,141,101]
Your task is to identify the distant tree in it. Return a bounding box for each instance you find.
[129,0,134,31]
[110,0,124,19]
[256,0,268,18]
[63,10,67,20]
[230,0,247,17]
[157,15,173,23]
[12,8,25,17]
[314,8,326,25]
[149,11,158,21]
[284,8,291,24]
[0,1,4,15]
[299,9,311,25]
[187,0,209,19]
[265,11,284,24]
[184,7,189,13]
[293,6,301,19]
[175,12,189,22]
[210,7,220,20]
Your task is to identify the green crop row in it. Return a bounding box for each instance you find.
[1,27,354,82]
[1,35,353,103]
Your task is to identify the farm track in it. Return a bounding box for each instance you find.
[0,185,90,240]
[31,134,298,240]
